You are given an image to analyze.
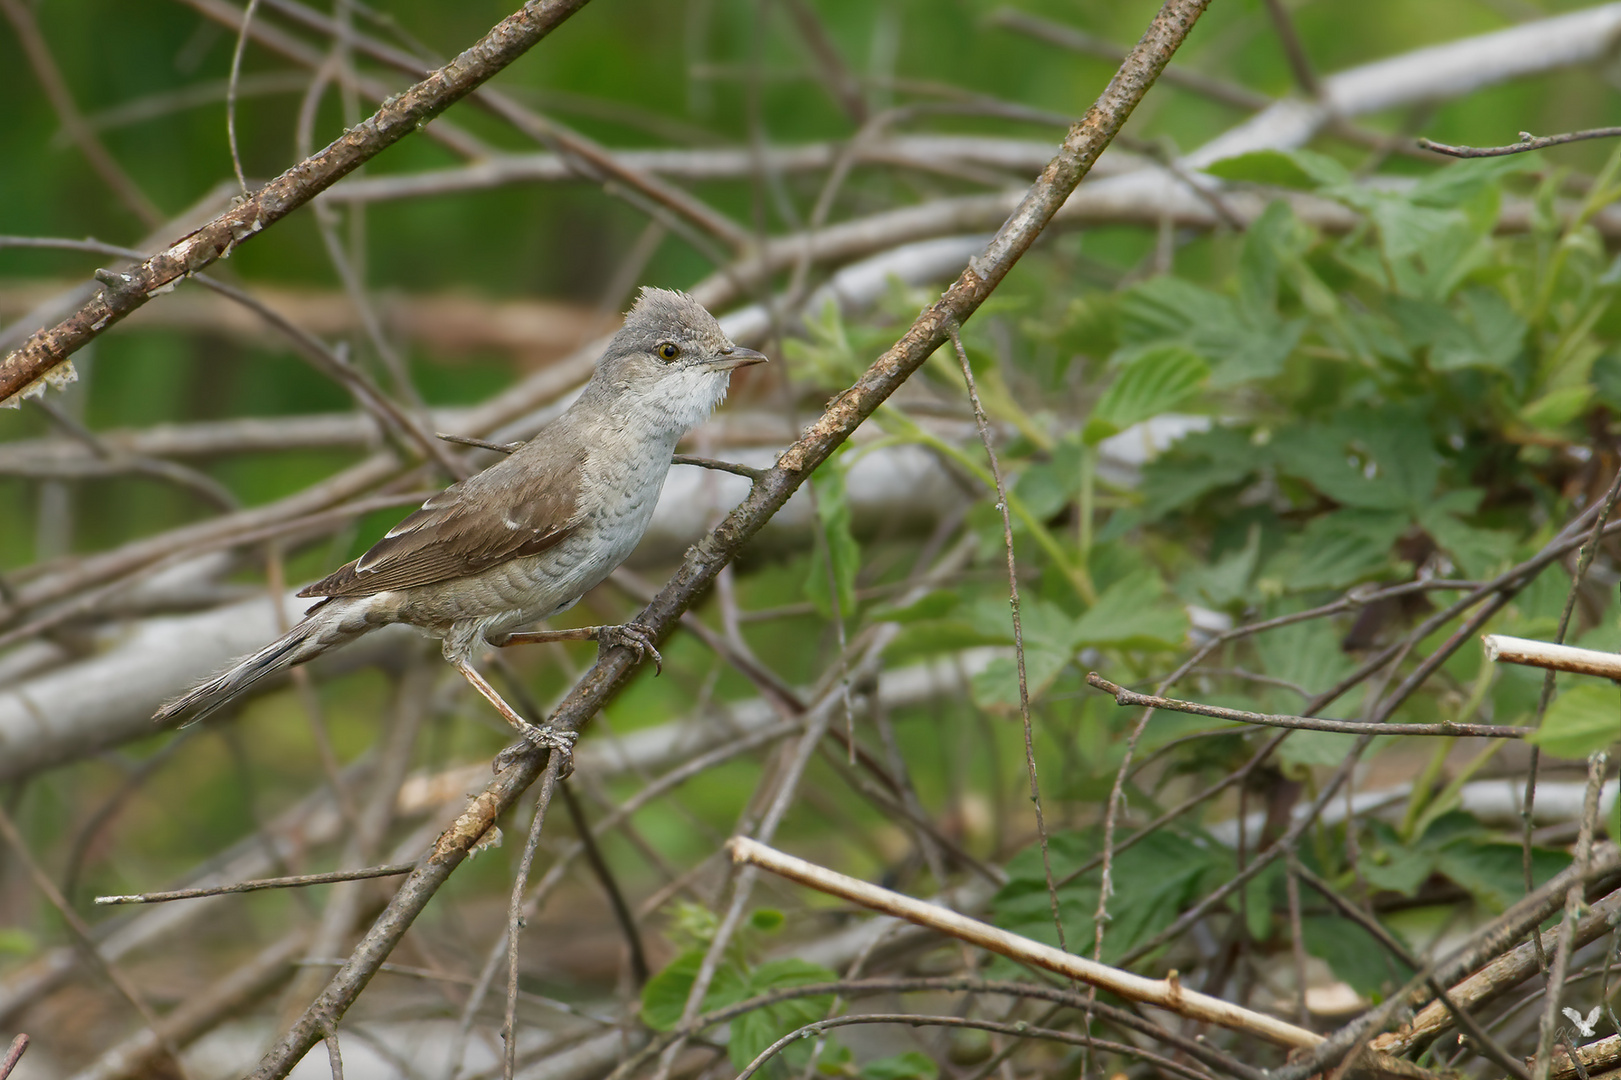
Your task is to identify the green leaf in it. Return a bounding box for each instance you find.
[642,950,750,1030]
[1138,425,1265,519]
[1529,683,1621,758]
[1303,914,1413,999]
[1116,278,1303,388]
[860,1053,939,1080]
[1202,148,1350,190]
[1435,838,1570,912]
[1084,344,1208,445]
[750,909,786,933]
[970,651,1071,710]
[804,460,861,620]
[1358,843,1436,896]
[1071,570,1189,650]
[727,959,839,1070]
[1520,385,1592,431]
[1410,155,1534,209]
[993,830,1225,965]
[1285,509,1410,590]
[1419,510,1516,579]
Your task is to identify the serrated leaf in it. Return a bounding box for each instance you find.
[1071,570,1189,650]
[1529,683,1621,758]
[969,651,1071,710]
[1138,425,1265,519]
[642,951,750,1030]
[1435,839,1570,912]
[1287,509,1409,590]
[1085,344,1208,445]
[993,830,1224,965]
[1116,278,1303,388]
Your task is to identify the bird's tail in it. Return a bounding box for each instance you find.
[153,598,374,726]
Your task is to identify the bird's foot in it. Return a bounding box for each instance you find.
[598,621,663,675]
[493,723,579,778]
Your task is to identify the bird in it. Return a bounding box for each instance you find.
[154,288,766,760]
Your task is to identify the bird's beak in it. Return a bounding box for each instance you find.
[705,345,769,371]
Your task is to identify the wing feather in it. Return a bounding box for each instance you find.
[298,446,584,599]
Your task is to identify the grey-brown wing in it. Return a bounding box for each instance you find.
[298,450,583,598]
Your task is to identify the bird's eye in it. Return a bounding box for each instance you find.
[657,342,680,361]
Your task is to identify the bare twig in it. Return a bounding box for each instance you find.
[946,322,1065,952]
[502,756,564,1080]
[736,1014,1214,1080]
[0,0,595,406]
[986,8,1269,112]
[94,862,418,905]
[1370,885,1621,1056]
[0,1036,27,1080]
[1533,751,1611,1080]
[0,804,195,1080]
[729,835,1320,1048]
[0,0,163,226]
[1260,0,1321,97]
[1420,127,1621,157]
[1483,635,1621,680]
[1087,673,1538,738]
[226,0,266,193]
[670,453,768,482]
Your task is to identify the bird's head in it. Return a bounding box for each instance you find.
[593,288,767,430]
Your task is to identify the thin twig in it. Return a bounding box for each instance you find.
[0,1035,26,1080]
[670,453,768,482]
[0,804,196,1080]
[1534,751,1611,1080]
[1260,0,1321,97]
[736,1014,1215,1080]
[1087,673,1537,737]
[502,756,565,1080]
[0,0,163,226]
[0,0,596,406]
[559,781,650,986]
[226,0,265,194]
[1292,860,1532,1080]
[1420,127,1621,158]
[94,863,419,904]
[946,322,1066,963]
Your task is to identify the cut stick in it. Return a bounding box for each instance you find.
[1482,635,1621,680]
[727,836,1321,1050]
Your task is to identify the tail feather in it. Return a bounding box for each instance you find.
[154,599,370,726]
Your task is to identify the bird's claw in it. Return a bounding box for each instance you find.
[599,621,663,675]
[493,723,578,778]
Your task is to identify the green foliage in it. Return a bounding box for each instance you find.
[992,830,1226,965]
[641,911,838,1073]
[1528,683,1621,759]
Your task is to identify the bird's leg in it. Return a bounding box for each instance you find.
[497,623,663,675]
[453,659,577,775]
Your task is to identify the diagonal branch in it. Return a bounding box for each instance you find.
[243,2,1215,1074]
[0,0,595,407]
